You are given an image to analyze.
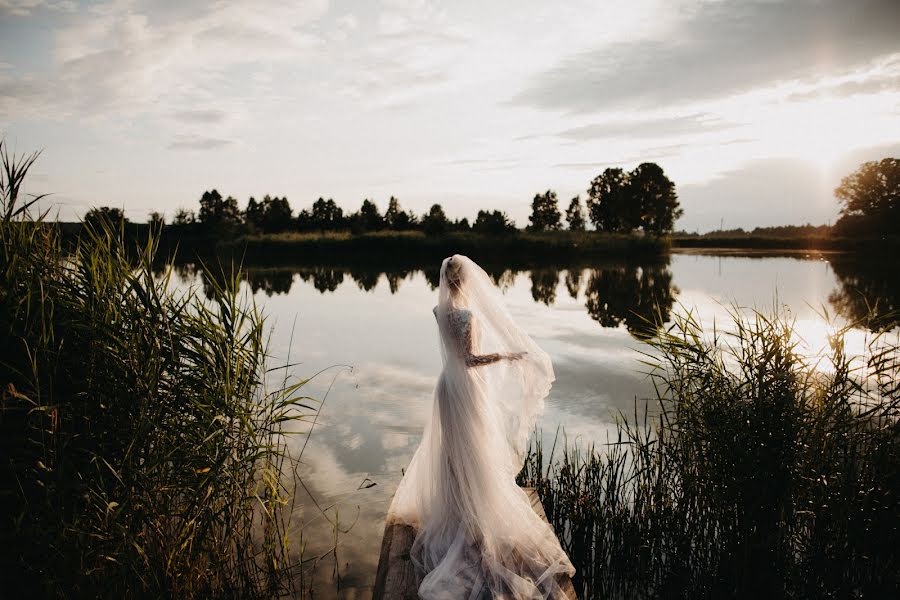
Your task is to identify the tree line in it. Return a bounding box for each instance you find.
[80,157,899,240]
[84,161,683,238]
[144,193,518,236]
[529,162,681,235]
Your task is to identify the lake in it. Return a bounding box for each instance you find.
[173,249,895,598]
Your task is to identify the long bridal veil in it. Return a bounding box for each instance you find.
[388,255,574,599]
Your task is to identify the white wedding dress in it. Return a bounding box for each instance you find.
[387,255,575,599]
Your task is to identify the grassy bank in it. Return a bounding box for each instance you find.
[0,146,313,597]
[215,230,670,267]
[58,226,670,266]
[518,310,899,599]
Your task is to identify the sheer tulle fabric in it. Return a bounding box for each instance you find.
[387,255,575,599]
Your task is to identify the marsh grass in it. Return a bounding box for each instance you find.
[519,309,900,599]
[0,142,315,598]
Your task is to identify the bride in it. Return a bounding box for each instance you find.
[387,254,575,599]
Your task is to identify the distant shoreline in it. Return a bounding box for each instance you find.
[670,235,897,253]
[57,222,898,265]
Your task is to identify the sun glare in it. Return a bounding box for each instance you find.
[762,94,899,175]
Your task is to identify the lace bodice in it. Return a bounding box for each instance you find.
[434,306,503,368]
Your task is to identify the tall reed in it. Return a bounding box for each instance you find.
[0,142,314,598]
[519,309,899,599]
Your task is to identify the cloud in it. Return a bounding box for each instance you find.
[513,0,900,113]
[787,60,900,102]
[1,0,330,119]
[336,14,358,30]
[0,0,52,16]
[167,136,232,150]
[524,113,732,142]
[171,109,227,124]
[554,143,691,171]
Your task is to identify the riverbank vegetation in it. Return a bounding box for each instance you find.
[74,162,684,260]
[0,144,314,597]
[75,156,899,259]
[518,309,900,599]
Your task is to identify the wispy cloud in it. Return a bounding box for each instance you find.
[520,113,732,143]
[512,0,900,112]
[0,0,73,16]
[168,136,232,150]
[171,109,227,124]
[2,0,330,119]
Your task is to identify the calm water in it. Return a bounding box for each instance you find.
[177,250,894,598]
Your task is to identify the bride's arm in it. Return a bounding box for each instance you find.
[460,316,524,368]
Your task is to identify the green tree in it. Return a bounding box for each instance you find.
[587,168,634,232]
[198,189,241,230]
[384,196,416,230]
[566,195,586,231]
[358,199,383,232]
[259,195,293,233]
[453,217,470,231]
[84,206,128,231]
[528,189,562,231]
[309,198,344,231]
[834,158,900,236]
[244,197,264,231]
[296,209,313,232]
[421,203,449,235]
[628,162,681,235]
[473,210,516,235]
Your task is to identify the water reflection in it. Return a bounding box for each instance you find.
[582,265,677,339]
[828,255,900,332]
[176,260,679,338]
[157,251,898,598]
[168,254,898,339]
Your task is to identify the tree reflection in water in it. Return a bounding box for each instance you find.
[299,267,345,293]
[166,254,898,345]
[582,264,677,338]
[245,269,294,296]
[530,269,559,306]
[564,269,582,300]
[828,256,900,332]
[178,259,680,339]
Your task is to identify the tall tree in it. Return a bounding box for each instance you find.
[586,168,633,232]
[296,209,314,232]
[528,189,562,231]
[311,197,344,231]
[84,206,128,231]
[421,204,449,235]
[259,195,292,233]
[473,210,516,235]
[566,195,586,231]
[384,196,415,230]
[198,189,241,230]
[358,199,383,232]
[244,197,264,231]
[628,162,681,236]
[834,157,900,236]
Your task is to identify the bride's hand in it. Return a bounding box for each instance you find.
[506,351,527,361]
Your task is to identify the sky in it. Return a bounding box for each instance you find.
[1,0,899,231]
